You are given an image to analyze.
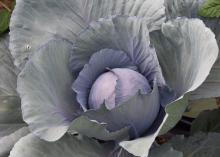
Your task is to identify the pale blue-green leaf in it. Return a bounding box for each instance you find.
[0,127,29,157]
[151,18,218,134]
[163,132,220,157]
[68,116,130,142]
[70,16,165,86]
[165,0,202,19]
[10,0,165,69]
[119,111,168,157]
[164,0,220,52]
[191,57,220,99]
[0,34,23,123]
[150,18,218,98]
[9,134,113,157]
[0,124,26,138]
[17,39,82,142]
[149,144,183,157]
[191,109,220,134]
[164,0,220,100]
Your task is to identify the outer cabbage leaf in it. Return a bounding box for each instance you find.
[191,109,220,134]
[70,16,165,87]
[10,0,165,69]
[119,110,167,157]
[165,0,220,100]
[0,127,29,157]
[17,39,82,141]
[151,18,218,98]
[0,33,27,157]
[0,34,23,124]
[9,134,113,157]
[149,144,183,157]
[161,132,220,157]
[150,18,218,133]
[0,124,25,138]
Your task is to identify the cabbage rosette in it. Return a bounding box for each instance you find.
[0,0,218,157]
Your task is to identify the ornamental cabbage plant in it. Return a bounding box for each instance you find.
[0,0,219,157]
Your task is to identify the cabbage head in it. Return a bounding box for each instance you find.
[0,0,219,157]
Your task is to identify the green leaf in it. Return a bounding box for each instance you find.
[198,0,220,18]
[0,0,15,34]
[184,98,217,118]
[0,10,10,34]
[191,109,220,134]
[160,95,189,135]
[149,144,183,157]
[163,132,220,157]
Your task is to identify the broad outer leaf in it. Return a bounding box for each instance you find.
[0,34,23,124]
[199,0,220,18]
[0,127,29,157]
[9,134,113,157]
[119,111,168,157]
[0,124,26,138]
[149,144,183,157]
[164,0,220,100]
[191,109,220,134]
[10,0,165,69]
[151,18,218,98]
[163,132,220,157]
[151,17,218,133]
[17,39,82,141]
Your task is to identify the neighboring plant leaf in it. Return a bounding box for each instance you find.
[0,0,14,34]
[160,95,189,135]
[163,132,220,157]
[184,98,218,118]
[191,109,220,134]
[0,10,10,34]
[199,0,220,18]
[149,144,183,157]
